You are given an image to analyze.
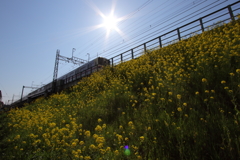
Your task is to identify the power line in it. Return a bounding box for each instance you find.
[98,0,210,57]
[76,0,154,57]
[100,0,227,58]
[80,0,171,58]
[77,0,207,59]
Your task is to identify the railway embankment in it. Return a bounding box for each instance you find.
[1,16,240,159]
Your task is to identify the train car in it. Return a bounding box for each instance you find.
[58,57,109,85]
[15,57,109,104]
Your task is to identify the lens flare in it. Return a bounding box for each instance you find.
[124,145,131,156]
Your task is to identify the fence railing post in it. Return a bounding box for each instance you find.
[144,43,147,53]
[228,5,235,21]
[199,18,204,32]
[159,36,162,48]
[111,58,113,67]
[121,54,123,62]
[177,28,181,41]
[131,49,134,59]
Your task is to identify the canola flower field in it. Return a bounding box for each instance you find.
[1,16,240,160]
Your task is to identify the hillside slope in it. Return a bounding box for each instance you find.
[1,17,240,159]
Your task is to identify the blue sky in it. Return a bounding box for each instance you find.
[0,0,239,104]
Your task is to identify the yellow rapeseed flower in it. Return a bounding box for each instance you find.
[98,143,104,148]
[89,144,96,150]
[224,87,229,90]
[202,78,207,82]
[102,124,106,129]
[139,136,144,142]
[128,121,133,126]
[14,135,20,140]
[79,141,84,145]
[97,118,102,123]
[84,156,91,160]
[95,125,102,132]
[114,150,119,155]
[71,142,77,147]
[221,80,226,84]
[177,94,181,99]
[93,134,98,139]
[49,123,56,128]
[236,69,240,73]
[85,131,91,137]
[230,73,235,76]
[177,107,182,112]
[96,136,105,143]
[116,134,123,141]
[106,147,111,152]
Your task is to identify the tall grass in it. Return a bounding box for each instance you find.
[1,16,240,160]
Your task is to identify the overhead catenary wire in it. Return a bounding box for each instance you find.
[78,0,184,58]
[99,0,228,58]
[80,0,176,58]
[78,0,209,59]
[76,0,154,58]
[100,0,225,57]
[96,0,211,58]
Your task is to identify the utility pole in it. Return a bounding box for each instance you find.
[20,86,39,102]
[87,53,90,68]
[72,48,76,58]
[12,94,14,104]
[52,49,87,93]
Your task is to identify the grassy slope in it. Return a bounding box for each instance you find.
[1,17,240,160]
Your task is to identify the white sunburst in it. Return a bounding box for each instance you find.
[103,14,118,31]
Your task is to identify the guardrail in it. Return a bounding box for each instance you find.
[110,1,240,66]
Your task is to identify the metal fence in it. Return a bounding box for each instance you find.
[110,1,240,66]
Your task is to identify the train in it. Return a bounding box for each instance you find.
[13,57,110,105]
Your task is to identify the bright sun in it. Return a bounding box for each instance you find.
[103,15,118,31]
[84,0,127,39]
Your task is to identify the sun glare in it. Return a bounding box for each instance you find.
[84,0,127,39]
[103,15,117,30]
